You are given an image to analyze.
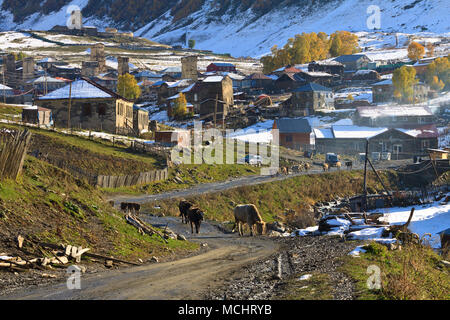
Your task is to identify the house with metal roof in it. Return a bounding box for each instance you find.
[273,118,314,151]
[206,63,237,73]
[35,78,134,135]
[333,54,371,72]
[282,83,334,117]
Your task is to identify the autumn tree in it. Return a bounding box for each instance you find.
[261,31,359,73]
[407,41,425,61]
[329,31,360,57]
[117,73,141,101]
[393,66,418,103]
[172,92,188,120]
[425,56,450,91]
[426,42,435,57]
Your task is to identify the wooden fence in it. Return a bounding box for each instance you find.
[0,129,32,181]
[31,155,169,189]
[95,168,169,189]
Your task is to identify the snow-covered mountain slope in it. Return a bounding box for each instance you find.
[0,0,449,57]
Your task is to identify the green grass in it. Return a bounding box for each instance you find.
[0,156,199,261]
[342,242,450,300]
[144,170,402,225]
[278,273,334,300]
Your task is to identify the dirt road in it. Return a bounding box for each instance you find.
[2,217,280,300]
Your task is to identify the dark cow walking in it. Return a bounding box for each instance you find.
[179,200,194,224]
[186,207,205,234]
[121,202,141,213]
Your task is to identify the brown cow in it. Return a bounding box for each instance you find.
[304,163,311,172]
[233,204,266,237]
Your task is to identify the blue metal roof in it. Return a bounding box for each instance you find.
[293,82,331,92]
[275,118,312,134]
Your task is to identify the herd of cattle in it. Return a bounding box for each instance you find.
[178,200,266,236]
[278,161,353,176]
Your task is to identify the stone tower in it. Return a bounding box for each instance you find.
[181,56,198,81]
[4,54,17,88]
[22,57,35,83]
[81,61,100,77]
[118,57,129,76]
[91,43,106,73]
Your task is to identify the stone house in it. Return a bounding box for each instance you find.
[282,82,334,117]
[372,79,394,103]
[133,106,149,134]
[35,78,134,134]
[333,54,371,72]
[190,76,234,118]
[274,73,306,93]
[242,73,274,93]
[308,60,344,78]
[354,105,436,128]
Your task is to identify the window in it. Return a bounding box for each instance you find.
[421,140,430,150]
[393,144,403,154]
[82,103,92,117]
[97,103,107,116]
[285,135,293,143]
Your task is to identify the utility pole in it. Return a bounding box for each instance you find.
[2,67,6,104]
[67,81,72,132]
[44,71,48,96]
[214,94,218,128]
[363,140,369,212]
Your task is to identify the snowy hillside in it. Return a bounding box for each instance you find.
[0,0,449,57]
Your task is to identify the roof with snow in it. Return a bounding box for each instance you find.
[0,84,13,90]
[203,76,225,83]
[334,54,369,63]
[372,79,393,86]
[245,73,273,80]
[37,79,128,101]
[208,63,235,67]
[293,82,332,92]
[31,76,65,84]
[162,66,182,73]
[274,118,312,133]
[332,126,388,139]
[357,105,434,119]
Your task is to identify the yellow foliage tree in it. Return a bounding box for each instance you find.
[407,41,425,61]
[117,73,141,101]
[261,31,357,73]
[426,42,435,57]
[393,66,418,103]
[425,56,450,91]
[329,31,360,57]
[172,92,187,120]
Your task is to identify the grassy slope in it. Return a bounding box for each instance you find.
[143,170,403,225]
[0,157,198,261]
[342,242,450,300]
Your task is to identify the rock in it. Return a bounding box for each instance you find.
[177,234,187,241]
[42,273,57,279]
[201,243,208,248]
[105,260,114,268]
[150,256,159,263]
[138,259,144,264]
[267,230,282,237]
[440,260,450,268]
[78,265,87,273]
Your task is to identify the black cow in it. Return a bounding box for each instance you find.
[187,207,204,234]
[121,202,141,213]
[179,200,194,224]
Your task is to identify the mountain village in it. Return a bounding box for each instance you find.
[0,8,449,302]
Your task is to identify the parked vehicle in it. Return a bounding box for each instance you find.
[325,153,341,167]
[242,155,263,166]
